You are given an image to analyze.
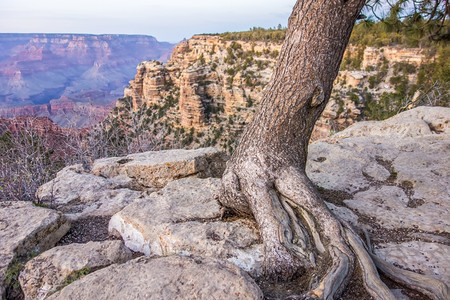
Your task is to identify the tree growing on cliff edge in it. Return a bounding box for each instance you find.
[219,0,449,299]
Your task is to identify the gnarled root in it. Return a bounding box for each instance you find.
[276,167,355,299]
[371,253,449,300]
[220,165,449,299]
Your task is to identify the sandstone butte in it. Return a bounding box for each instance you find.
[113,34,431,154]
[1,106,448,300]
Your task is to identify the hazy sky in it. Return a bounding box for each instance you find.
[0,0,297,43]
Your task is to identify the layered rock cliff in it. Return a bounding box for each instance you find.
[116,34,435,152]
[0,33,174,127]
[0,97,115,127]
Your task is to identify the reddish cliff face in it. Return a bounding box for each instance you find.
[0,115,85,163]
[0,97,113,128]
[0,33,175,127]
[0,116,62,136]
[123,35,281,131]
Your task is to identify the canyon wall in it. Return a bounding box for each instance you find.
[0,97,115,128]
[0,33,174,127]
[117,34,431,152]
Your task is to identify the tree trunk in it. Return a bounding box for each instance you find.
[220,1,449,299]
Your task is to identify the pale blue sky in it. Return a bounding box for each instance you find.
[0,0,297,42]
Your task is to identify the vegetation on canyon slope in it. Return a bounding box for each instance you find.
[1,15,448,205]
[0,2,448,298]
[0,112,163,203]
[118,22,448,154]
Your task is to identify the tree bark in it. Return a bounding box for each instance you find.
[220,1,449,299]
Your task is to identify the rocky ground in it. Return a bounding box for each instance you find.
[0,106,448,299]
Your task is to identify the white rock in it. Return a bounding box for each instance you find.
[47,256,264,300]
[307,138,389,193]
[390,106,450,133]
[91,147,227,188]
[375,241,450,286]
[305,107,450,294]
[307,107,450,234]
[345,186,449,232]
[334,106,450,139]
[0,202,70,298]
[362,162,391,181]
[19,240,132,300]
[109,177,264,276]
[36,164,141,220]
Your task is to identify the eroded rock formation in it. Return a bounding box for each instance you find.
[119,35,433,153]
[0,33,175,127]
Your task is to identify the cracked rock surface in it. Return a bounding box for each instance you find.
[109,177,264,276]
[0,202,70,298]
[19,240,132,300]
[375,241,450,286]
[47,256,263,300]
[307,106,450,285]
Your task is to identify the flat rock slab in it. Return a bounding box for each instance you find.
[344,185,449,232]
[109,177,264,276]
[37,148,226,221]
[307,106,450,233]
[48,256,263,300]
[307,107,450,287]
[375,241,450,286]
[332,106,449,138]
[37,164,142,220]
[19,240,132,300]
[0,201,70,298]
[91,147,227,188]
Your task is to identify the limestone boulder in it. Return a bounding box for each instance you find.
[36,148,227,221]
[19,240,132,300]
[307,138,389,193]
[0,201,70,298]
[36,164,141,220]
[109,177,264,276]
[47,256,263,300]
[91,147,227,188]
[344,185,449,232]
[391,106,449,132]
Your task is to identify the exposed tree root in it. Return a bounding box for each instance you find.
[220,166,449,299]
[344,229,395,300]
[371,253,449,300]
